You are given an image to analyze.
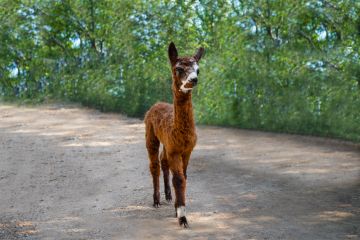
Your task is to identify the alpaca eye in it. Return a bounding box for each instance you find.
[176,67,184,75]
[196,69,200,75]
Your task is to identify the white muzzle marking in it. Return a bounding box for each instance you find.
[179,82,192,93]
[180,71,197,93]
[177,206,186,218]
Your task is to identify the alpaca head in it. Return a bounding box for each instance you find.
[168,42,205,93]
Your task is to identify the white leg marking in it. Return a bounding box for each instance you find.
[177,206,186,218]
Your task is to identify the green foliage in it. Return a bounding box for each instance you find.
[0,0,359,142]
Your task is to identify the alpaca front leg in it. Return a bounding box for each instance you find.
[182,152,191,180]
[172,171,188,228]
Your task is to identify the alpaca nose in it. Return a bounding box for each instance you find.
[189,78,198,85]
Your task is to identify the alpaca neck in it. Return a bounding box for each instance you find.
[172,87,195,131]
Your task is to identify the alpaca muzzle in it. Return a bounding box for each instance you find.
[189,77,198,86]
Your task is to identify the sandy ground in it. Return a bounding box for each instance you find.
[0,103,359,240]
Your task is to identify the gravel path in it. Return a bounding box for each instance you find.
[0,104,359,240]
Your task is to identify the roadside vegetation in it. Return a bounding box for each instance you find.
[1,1,359,141]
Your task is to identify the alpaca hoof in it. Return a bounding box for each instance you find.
[179,216,189,228]
[165,189,172,202]
[165,194,172,202]
[153,192,160,208]
[153,199,160,208]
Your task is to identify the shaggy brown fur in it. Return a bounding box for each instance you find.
[144,42,204,228]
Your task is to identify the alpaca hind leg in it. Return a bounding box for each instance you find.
[169,155,189,228]
[149,154,160,207]
[160,147,172,202]
[146,129,160,207]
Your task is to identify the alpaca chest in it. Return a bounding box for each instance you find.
[171,130,197,152]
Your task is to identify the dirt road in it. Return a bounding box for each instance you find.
[0,104,359,240]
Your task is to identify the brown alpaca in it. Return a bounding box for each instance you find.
[144,42,204,228]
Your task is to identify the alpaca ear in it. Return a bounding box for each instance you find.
[194,47,205,62]
[168,42,178,66]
